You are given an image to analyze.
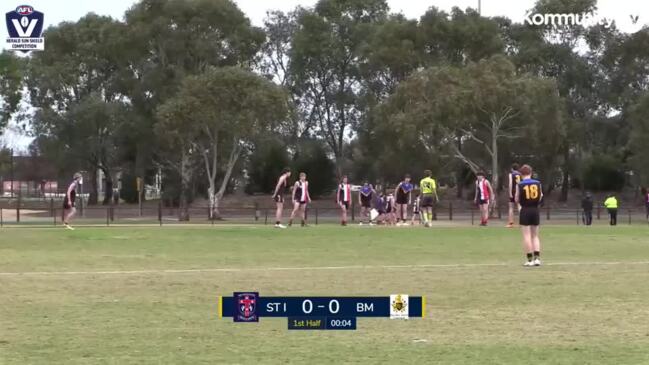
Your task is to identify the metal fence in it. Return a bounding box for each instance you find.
[0,198,647,227]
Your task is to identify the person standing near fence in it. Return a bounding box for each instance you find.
[419,170,439,228]
[395,175,413,226]
[515,164,543,267]
[645,188,649,223]
[336,175,352,226]
[506,163,522,228]
[604,194,618,226]
[581,192,593,226]
[63,172,83,230]
[289,172,311,227]
[272,168,292,229]
[474,171,494,227]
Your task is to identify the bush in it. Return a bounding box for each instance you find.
[582,156,625,191]
[119,172,139,204]
[245,139,291,194]
[292,141,336,198]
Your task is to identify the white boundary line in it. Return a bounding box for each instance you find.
[2,261,649,276]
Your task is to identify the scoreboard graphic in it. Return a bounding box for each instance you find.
[218,292,426,330]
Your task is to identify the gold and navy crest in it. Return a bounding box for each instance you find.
[390,294,409,319]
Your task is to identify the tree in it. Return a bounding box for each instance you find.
[260,10,311,142]
[25,14,128,204]
[246,138,291,194]
[504,0,601,201]
[378,55,563,208]
[290,0,388,172]
[629,93,649,186]
[121,0,266,208]
[0,51,23,133]
[156,67,288,220]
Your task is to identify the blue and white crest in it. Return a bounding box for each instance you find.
[5,5,45,51]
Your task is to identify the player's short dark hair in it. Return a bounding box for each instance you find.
[511,163,519,171]
[424,169,432,177]
[520,164,532,176]
[404,174,411,179]
[476,171,485,177]
[281,167,291,175]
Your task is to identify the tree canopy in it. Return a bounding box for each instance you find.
[6,0,649,208]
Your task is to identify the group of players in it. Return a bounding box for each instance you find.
[60,163,544,266]
[271,163,544,266]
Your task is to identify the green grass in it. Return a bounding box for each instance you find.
[2,225,649,364]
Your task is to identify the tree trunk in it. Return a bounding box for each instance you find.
[178,151,192,221]
[208,185,218,220]
[456,134,464,198]
[88,168,98,205]
[213,141,243,220]
[101,168,113,205]
[560,145,570,202]
[490,119,499,216]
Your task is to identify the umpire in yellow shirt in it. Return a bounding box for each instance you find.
[604,194,618,226]
[419,170,439,228]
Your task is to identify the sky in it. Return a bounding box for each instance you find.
[1,0,648,150]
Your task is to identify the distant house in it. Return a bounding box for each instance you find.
[0,155,59,197]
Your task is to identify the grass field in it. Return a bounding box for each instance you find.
[2,225,649,364]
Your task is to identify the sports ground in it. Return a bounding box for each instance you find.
[2,224,649,364]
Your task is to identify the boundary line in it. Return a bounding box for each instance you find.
[2,261,649,276]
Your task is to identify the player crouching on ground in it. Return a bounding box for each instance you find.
[358,181,375,225]
[410,193,421,226]
[507,163,522,228]
[337,175,352,226]
[63,172,83,230]
[474,171,494,226]
[289,172,311,227]
[515,164,543,267]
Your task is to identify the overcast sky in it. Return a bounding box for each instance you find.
[1,0,647,150]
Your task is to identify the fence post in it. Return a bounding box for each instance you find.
[629,209,632,225]
[497,203,501,219]
[315,208,318,226]
[433,203,437,221]
[576,209,580,225]
[16,191,20,223]
[106,208,110,227]
[158,201,162,226]
[449,202,453,221]
[53,208,56,226]
[351,199,355,222]
[471,207,474,225]
[546,206,551,221]
[597,206,601,220]
[264,209,268,225]
[254,202,259,222]
[50,198,54,217]
[1,208,3,227]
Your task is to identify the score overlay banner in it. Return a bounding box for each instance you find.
[218,295,426,319]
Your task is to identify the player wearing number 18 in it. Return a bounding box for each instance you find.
[515,164,543,267]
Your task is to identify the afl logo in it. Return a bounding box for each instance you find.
[5,4,45,51]
[15,5,34,15]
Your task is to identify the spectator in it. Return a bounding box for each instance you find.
[581,192,593,226]
[603,194,618,226]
